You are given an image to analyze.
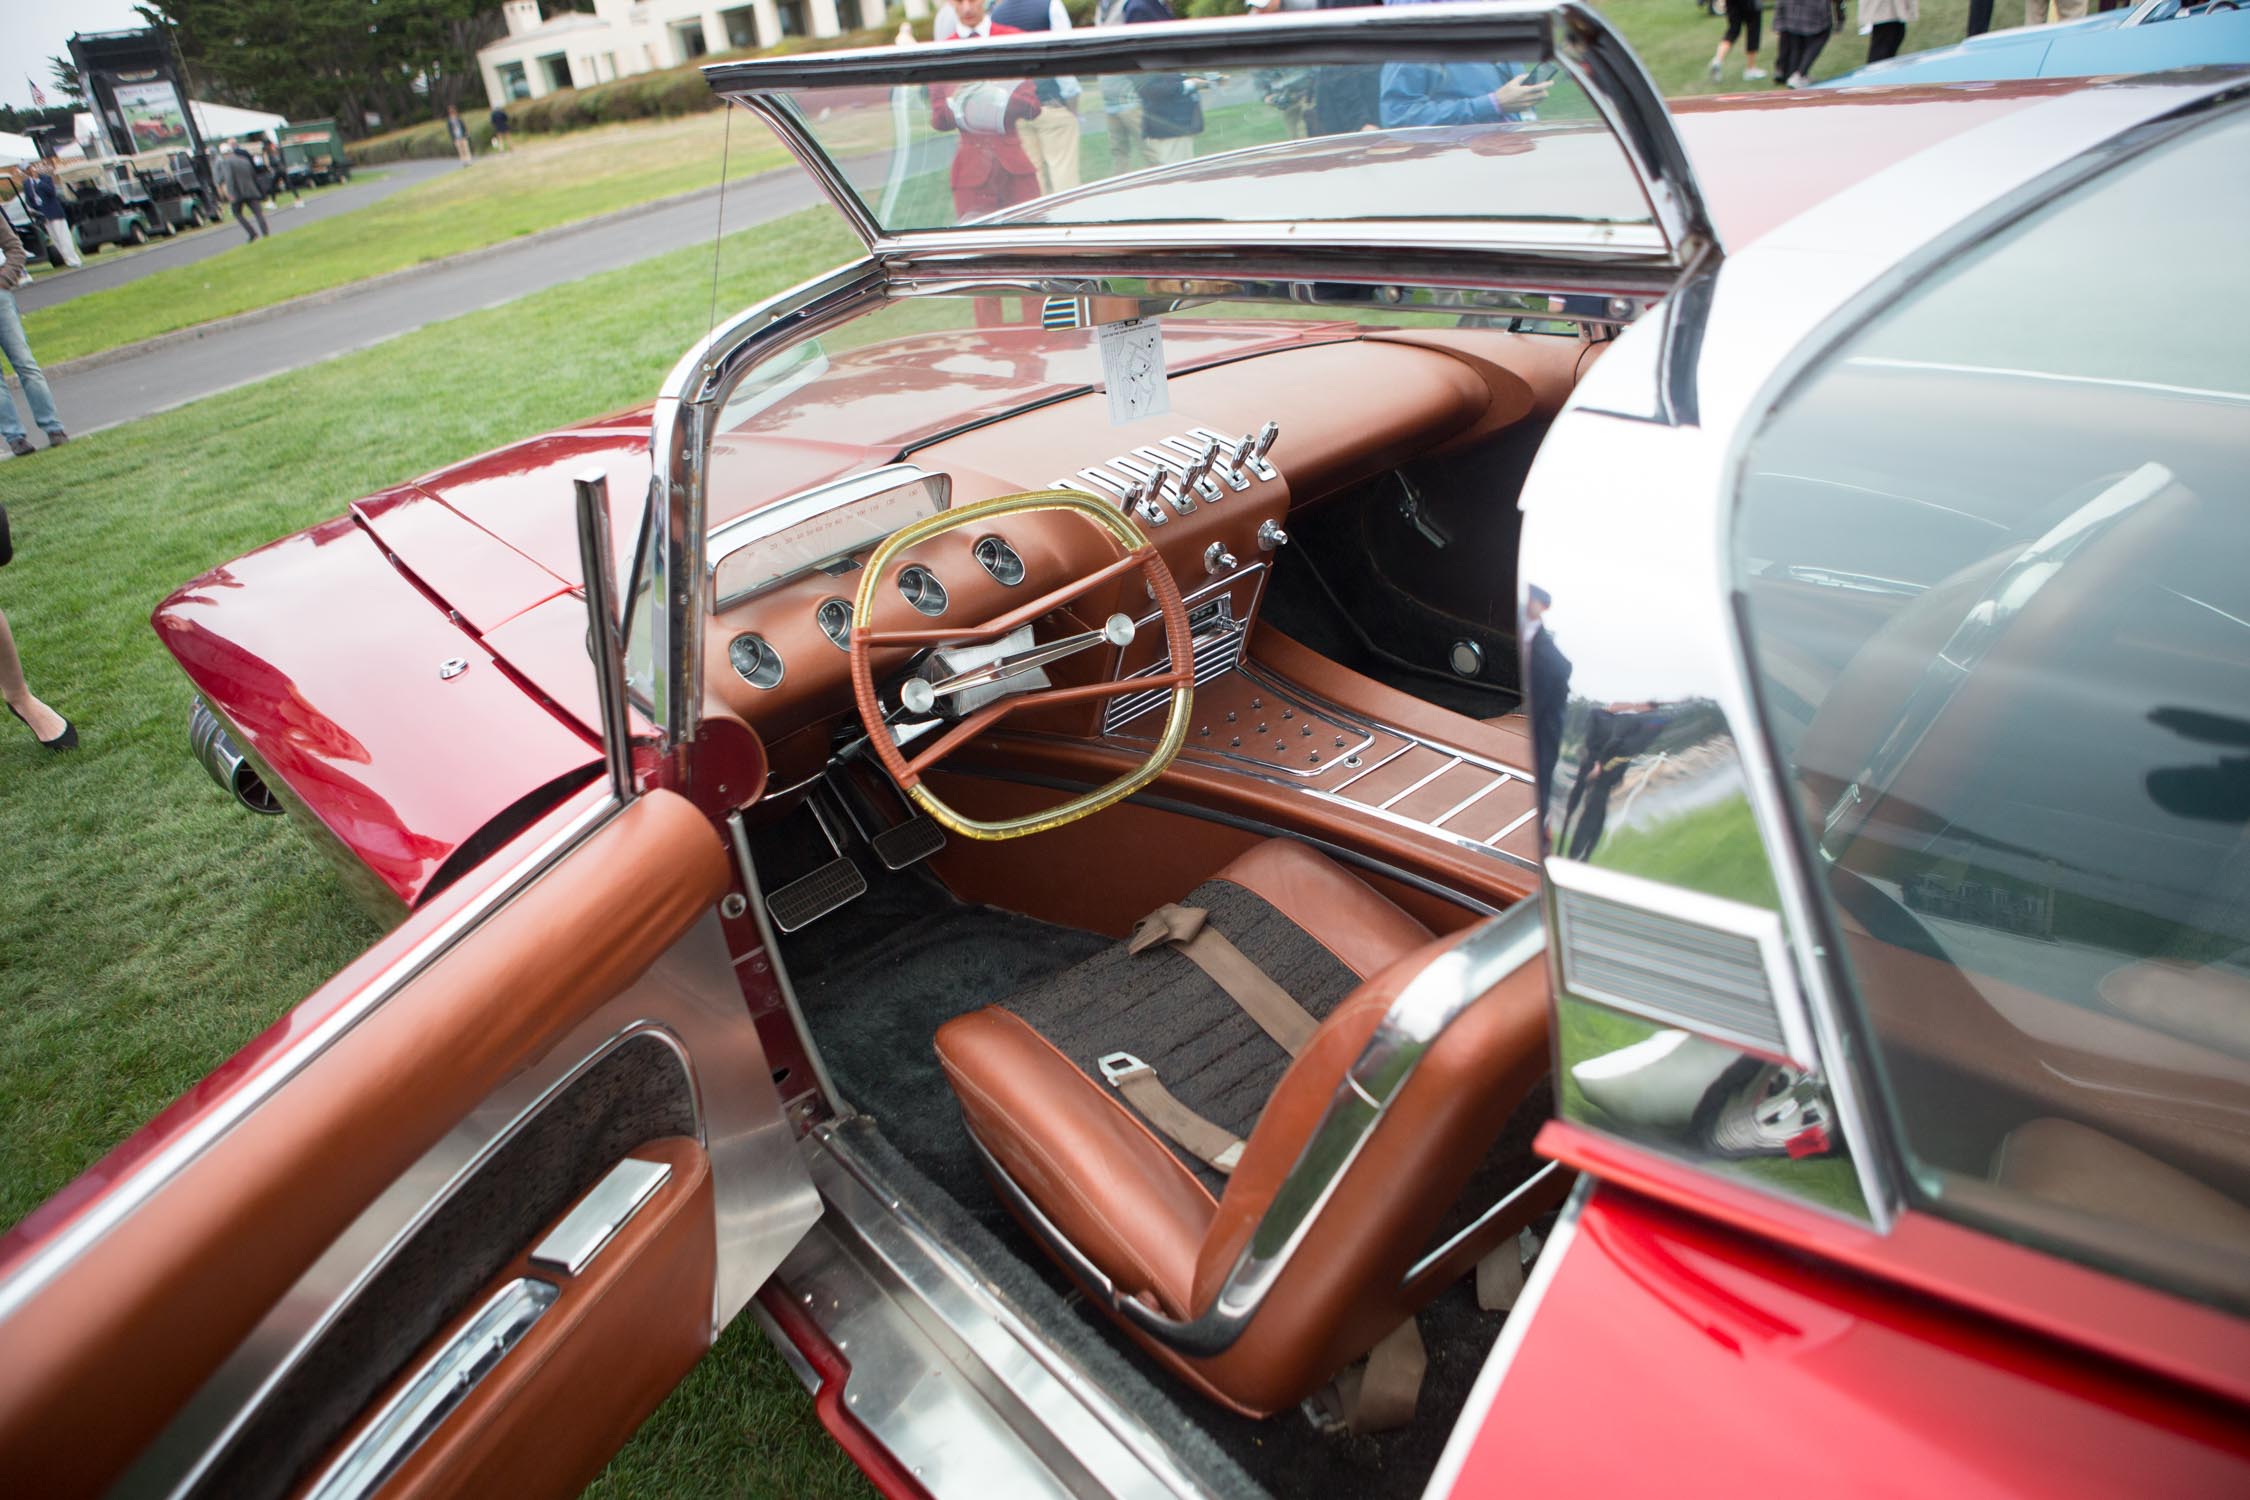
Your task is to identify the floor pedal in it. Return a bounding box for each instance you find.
[871,815,946,871]
[766,856,866,933]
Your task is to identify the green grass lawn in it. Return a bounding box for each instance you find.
[1602,0,2022,95]
[21,112,794,366]
[0,204,868,1498]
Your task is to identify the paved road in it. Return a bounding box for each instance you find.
[17,166,827,439]
[13,159,460,314]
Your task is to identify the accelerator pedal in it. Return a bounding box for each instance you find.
[871,815,946,871]
[767,856,867,933]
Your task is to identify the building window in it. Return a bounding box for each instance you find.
[540,53,574,91]
[671,19,710,60]
[498,61,531,101]
[777,0,808,37]
[721,4,761,49]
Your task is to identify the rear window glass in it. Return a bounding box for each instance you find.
[1734,106,2250,1311]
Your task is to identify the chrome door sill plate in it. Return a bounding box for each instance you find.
[767,1127,1221,1499]
[1113,664,1541,871]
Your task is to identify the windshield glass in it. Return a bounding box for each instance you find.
[1735,108,2250,1311]
[765,57,1654,237]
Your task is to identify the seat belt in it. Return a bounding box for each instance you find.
[1099,1053,1243,1173]
[1309,1317,1427,1435]
[1097,903,1326,1176]
[1129,903,1320,1056]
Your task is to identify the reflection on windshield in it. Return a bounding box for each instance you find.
[773,57,1652,234]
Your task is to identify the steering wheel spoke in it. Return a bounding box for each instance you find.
[849,491,1195,841]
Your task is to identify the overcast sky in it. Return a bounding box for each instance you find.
[2,0,162,112]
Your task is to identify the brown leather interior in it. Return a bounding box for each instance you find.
[932,839,1558,1417]
[0,792,730,1494]
[364,1137,717,1500]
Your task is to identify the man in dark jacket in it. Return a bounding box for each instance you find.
[22,166,79,268]
[0,216,68,455]
[215,143,268,242]
[1120,0,1204,164]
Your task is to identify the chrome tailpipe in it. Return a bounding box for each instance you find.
[188,697,282,815]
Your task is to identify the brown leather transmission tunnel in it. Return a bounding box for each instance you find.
[933,840,1567,1430]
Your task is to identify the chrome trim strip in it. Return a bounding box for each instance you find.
[1486,807,1540,847]
[300,1278,557,1500]
[1402,1159,1564,1287]
[1328,742,1414,793]
[994,903,1545,1357]
[1420,1178,1588,1500]
[528,1156,672,1276]
[1377,756,1463,812]
[726,810,846,1114]
[575,469,637,803]
[1430,775,1507,830]
[0,789,621,1329]
[1242,663,1535,782]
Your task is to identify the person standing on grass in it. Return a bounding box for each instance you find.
[0,507,77,751]
[215,143,268,242]
[991,0,1084,193]
[1774,0,1839,84]
[930,0,1043,221]
[24,164,79,269]
[490,104,512,153]
[262,140,301,205]
[447,105,473,167]
[1861,0,1916,62]
[0,216,69,457]
[1710,0,1771,82]
[1093,0,1148,172]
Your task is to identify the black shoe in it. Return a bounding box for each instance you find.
[6,437,31,458]
[7,701,78,751]
[45,429,67,447]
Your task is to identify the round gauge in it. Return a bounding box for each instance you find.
[815,597,854,652]
[898,564,949,617]
[728,632,784,689]
[974,535,1026,586]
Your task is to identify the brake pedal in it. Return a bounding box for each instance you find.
[871,815,946,871]
[766,856,867,933]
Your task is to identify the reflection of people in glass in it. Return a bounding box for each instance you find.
[1562,703,1669,860]
[1092,0,1149,172]
[1378,60,1551,127]
[991,0,1084,192]
[930,0,1044,220]
[1524,585,1572,815]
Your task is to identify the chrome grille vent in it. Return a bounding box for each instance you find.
[1555,881,1790,1057]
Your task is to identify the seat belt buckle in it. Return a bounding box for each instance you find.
[1098,1051,1150,1086]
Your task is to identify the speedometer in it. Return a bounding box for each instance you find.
[708,466,950,608]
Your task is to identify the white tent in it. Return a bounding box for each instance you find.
[0,132,40,167]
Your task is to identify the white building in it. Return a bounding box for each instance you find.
[477,0,921,105]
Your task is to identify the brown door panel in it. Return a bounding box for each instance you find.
[0,791,731,1495]
[320,1137,719,1500]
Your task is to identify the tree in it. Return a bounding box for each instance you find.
[47,57,85,106]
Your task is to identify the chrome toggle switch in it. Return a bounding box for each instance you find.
[1243,420,1280,481]
[1204,541,1238,576]
[1257,519,1290,552]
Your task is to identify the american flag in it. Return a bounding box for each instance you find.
[28,76,46,108]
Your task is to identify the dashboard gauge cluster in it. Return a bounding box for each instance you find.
[974,535,1026,586]
[815,598,854,651]
[729,632,785,689]
[897,564,949,616]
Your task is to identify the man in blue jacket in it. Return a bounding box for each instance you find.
[22,166,79,269]
[1376,0,1552,127]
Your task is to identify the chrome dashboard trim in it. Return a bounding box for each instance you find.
[706,463,949,612]
[990,902,1544,1357]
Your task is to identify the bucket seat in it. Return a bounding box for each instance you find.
[934,839,1563,1417]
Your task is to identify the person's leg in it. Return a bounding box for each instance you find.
[1714,1,1745,72]
[1796,25,1831,80]
[0,606,69,743]
[0,291,65,441]
[251,200,270,237]
[1144,134,1192,167]
[1966,0,1995,34]
[231,200,256,240]
[1868,19,1905,60]
[2054,0,2087,17]
[1743,2,1765,74]
[46,217,82,268]
[1775,31,1803,82]
[1041,109,1081,192]
[2024,0,2046,25]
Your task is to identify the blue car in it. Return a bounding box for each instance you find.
[1825,0,2250,85]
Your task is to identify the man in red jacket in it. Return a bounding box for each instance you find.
[930,0,1044,221]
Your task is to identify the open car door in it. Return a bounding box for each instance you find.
[0,483,819,1496]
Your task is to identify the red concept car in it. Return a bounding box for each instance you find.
[3,6,2245,1497]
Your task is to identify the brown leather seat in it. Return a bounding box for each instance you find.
[933,839,1561,1417]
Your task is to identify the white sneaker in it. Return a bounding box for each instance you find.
[1744,66,1768,80]
[1709,54,1724,81]
[1788,71,1811,87]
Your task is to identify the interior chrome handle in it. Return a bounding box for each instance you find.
[900,614,1137,715]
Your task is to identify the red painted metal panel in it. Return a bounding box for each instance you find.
[1443,1183,2250,1499]
[152,515,598,906]
[354,485,570,636]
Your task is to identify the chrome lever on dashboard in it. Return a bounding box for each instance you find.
[1235,421,1280,483]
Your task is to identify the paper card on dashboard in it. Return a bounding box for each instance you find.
[1097,318,1168,427]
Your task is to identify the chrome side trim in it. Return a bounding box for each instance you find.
[121,913,819,1498]
[996,903,1545,1357]
[725,809,846,1115]
[1419,1177,1588,1500]
[0,789,620,1329]
[299,1278,557,1500]
[1401,1159,1565,1288]
[528,1156,672,1276]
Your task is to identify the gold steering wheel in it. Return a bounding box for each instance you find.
[849,490,1195,841]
